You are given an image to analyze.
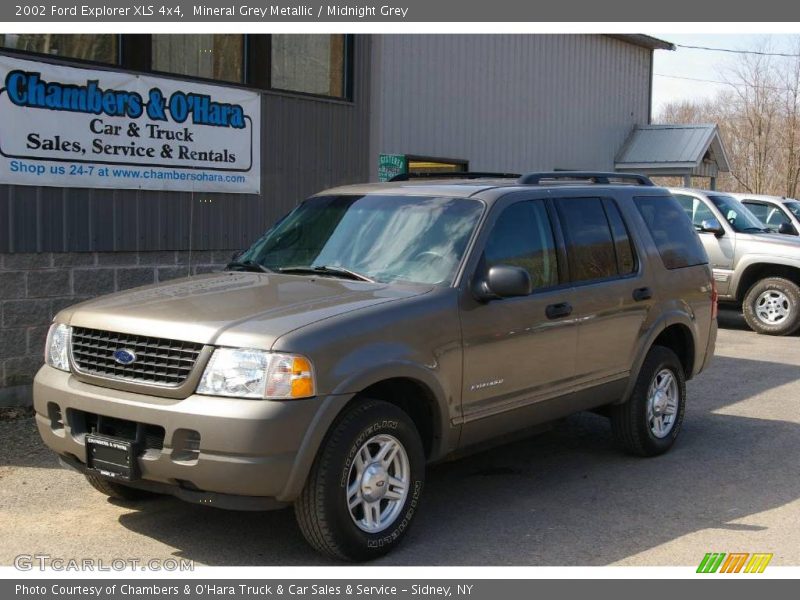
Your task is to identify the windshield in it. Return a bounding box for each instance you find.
[238,194,484,286]
[784,200,800,219]
[707,194,767,233]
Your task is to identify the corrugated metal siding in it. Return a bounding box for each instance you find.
[370,34,652,177]
[615,124,716,165]
[0,36,372,253]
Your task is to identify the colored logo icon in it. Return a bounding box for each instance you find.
[697,553,773,573]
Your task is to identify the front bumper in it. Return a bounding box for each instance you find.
[34,365,330,505]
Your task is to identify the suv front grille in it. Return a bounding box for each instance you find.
[71,327,203,386]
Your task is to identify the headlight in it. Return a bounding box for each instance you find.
[45,323,71,372]
[197,348,315,400]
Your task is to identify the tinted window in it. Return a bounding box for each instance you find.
[784,200,800,218]
[635,196,708,269]
[742,201,791,227]
[603,199,637,274]
[674,194,716,228]
[556,198,617,282]
[484,201,558,289]
[707,194,765,233]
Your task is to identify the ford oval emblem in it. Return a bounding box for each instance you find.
[113,348,137,365]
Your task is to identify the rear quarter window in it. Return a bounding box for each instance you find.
[634,195,709,269]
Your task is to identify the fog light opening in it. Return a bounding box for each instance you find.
[47,402,65,435]
[171,429,201,463]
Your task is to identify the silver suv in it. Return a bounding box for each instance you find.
[733,193,800,237]
[35,173,717,561]
[671,187,800,335]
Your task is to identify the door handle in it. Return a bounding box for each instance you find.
[633,287,653,302]
[545,302,572,319]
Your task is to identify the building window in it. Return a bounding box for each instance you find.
[270,34,346,97]
[0,34,354,100]
[0,34,118,64]
[152,35,244,84]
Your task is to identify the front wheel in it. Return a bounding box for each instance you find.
[742,277,800,335]
[295,400,425,561]
[611,345,686,457]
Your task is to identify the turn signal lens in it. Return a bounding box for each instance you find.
[290,357,315,398]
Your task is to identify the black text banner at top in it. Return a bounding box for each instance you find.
[5,0,800,22]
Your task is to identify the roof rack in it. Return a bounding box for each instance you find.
[517,171,655,186]
[389,171,521,182]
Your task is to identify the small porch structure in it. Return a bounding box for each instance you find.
[614,124,730,189]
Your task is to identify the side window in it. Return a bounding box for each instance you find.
[602,198,637,275]
[634,195,708,270]
[674,194,715,228]
[483,200,558,289]
[742,201,770,223]
[767,207,792,226]
[556,197,618,283]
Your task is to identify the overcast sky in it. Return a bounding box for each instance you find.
[649,33,800,118]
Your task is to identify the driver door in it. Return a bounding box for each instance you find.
[458,197,578,448]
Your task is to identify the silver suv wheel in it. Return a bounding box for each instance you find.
[754,289,791,325]
[646,368,679,438]
[742,277,800,336]
[346,434,410,533]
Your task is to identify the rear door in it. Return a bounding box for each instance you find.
[552,193,652,384]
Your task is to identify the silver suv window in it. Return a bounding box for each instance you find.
[707,194,767,233]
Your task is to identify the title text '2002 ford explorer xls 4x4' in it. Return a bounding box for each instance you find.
[34,172,717,561]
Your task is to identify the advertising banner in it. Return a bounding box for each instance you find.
[0,54,261,194]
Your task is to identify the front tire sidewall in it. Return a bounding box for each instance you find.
[743,277,800,336]
[302,402,425,561]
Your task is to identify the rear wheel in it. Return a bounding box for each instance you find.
[84,472,155,501]
[742,277,800,336]
[611,345,686,457]
[295,400,425,561]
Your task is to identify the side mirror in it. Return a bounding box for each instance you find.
[700,219,725,237]
[475,265,533,301]
[778,222,798,236]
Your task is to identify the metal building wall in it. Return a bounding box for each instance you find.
[0,35,372,254]
[369,34,652,177]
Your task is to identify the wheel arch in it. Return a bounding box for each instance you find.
[733,260,800,301]
[618,313,698,405]
[277,364,451,502]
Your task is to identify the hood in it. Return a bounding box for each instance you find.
[736,232,800,258]
[60,272,431,349]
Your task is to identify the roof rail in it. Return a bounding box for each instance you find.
[517,171,655,186]
[389,171,521,182]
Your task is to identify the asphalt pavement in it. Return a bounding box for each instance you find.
[1,308,799,566]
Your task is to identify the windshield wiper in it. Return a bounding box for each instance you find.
[226,260,272,273]
[278,265,376,283]
[741,227,770,233]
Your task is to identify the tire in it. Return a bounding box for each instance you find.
[742,277,800,336]
[295,400,425,561]
[611,346,686,457]
[84,472,155,501]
